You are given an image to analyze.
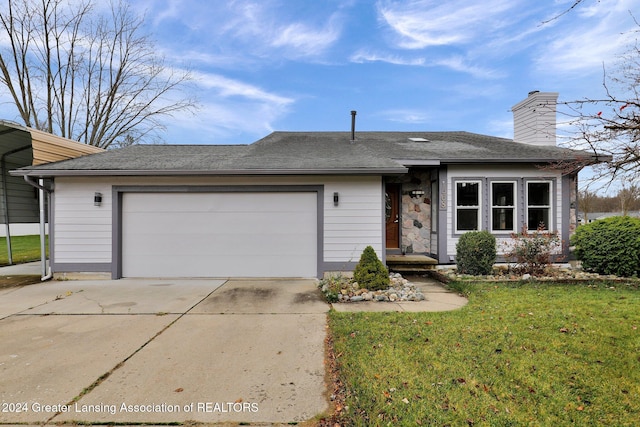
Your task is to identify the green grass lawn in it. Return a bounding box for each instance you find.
[328,280,640,426]
[0,235,48,266]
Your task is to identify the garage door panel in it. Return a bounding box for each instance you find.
[125,233,316,256]
[125,212,316,234]
[122,192,317,277]
[126,254,315,278]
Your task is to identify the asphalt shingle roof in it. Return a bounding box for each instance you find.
[12,131,602,177]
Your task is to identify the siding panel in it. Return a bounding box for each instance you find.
[445,165,563,258]
[52,175,384,271]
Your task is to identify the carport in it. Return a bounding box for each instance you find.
[0,120,102,274]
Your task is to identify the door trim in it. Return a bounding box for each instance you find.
[385,183,401,250]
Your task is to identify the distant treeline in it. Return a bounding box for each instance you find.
[579,186,640,214]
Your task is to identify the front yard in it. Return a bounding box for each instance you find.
[326,280,640,426]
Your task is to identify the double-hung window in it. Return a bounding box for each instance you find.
[527,181,552,230]
[491,182,516,232]
[455,181,481,232]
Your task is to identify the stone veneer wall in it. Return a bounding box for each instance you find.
[388,170,433,254]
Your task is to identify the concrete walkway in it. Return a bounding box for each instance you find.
[0,260,42,276]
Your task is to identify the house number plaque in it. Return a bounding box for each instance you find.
[440,181,447,209]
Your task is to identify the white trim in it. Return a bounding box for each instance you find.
[454,179,482,234]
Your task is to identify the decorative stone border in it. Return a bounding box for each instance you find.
[321,273,426,303]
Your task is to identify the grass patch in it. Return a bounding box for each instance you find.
[328,281,640,426]
[0,235,48,266]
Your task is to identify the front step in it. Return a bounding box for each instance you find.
[386,254,438,273]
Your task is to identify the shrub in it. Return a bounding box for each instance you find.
[456,231,496,275]
[571,216,640,277]
[504,225,562,276]
[353,246,390,291]
[319,274,352,303]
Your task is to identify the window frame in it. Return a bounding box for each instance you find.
[454,179,482,234]
[490,180,517,234]
[526,180,553,231]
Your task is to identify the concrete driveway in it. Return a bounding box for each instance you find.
[0,278,329,425]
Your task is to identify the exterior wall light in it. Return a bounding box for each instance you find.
[410,189,425,198]
[94,192,102,206]
[333,192,339,206]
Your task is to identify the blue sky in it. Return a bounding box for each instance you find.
[125,0,638,148]
[0,0,636,154]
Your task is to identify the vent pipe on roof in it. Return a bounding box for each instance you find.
[350,110,357,142]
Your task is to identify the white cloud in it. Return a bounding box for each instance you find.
[376,0,518,49]
[433,56,506,79]
[163,70,294,142]
[191,72,294,107]
[379,109,431,124]
[217,1,343,59]
[535,0,638,74]
[350,50,502,79]
[350,49,426,65]
[487,118,514,139]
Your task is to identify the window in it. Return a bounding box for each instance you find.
[491,182,516,232]
[455,181,480,232]
[527,181,551,230]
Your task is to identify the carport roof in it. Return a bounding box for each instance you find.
[0,120,103,166]
[10,131,604,177]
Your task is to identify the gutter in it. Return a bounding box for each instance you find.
[10,167,410,178]
[22,175,53,281]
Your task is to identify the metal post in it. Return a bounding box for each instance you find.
[1,156,11,264]
[39,179,46,278]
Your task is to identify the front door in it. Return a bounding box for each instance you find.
[385,184,400,249]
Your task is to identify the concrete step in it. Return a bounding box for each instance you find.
[386,254,438,272]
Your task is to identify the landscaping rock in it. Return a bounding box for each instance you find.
[438,265,628,282]
[320,272,430,303]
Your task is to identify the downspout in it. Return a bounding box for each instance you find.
[23,175,53,281]
[1,145,32,265]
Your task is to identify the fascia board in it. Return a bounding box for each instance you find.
[10,167,409,178]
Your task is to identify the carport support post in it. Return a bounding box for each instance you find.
[38,179,47,278]
[1,155,12,264]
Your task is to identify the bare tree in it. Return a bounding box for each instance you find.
[0,0,196,148]
[559,35,640,184]
[578,189,597,222]
[540,0,588,25]
[618,182,640,215]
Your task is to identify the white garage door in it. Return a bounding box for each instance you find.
[121,192,317,278]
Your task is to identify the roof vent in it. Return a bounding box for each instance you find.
[408,137,429,142]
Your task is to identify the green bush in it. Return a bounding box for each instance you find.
[456,231,496,275]
[353,246,390,291]
[572,216,640,277]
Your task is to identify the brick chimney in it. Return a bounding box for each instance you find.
[511,91,559,146]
